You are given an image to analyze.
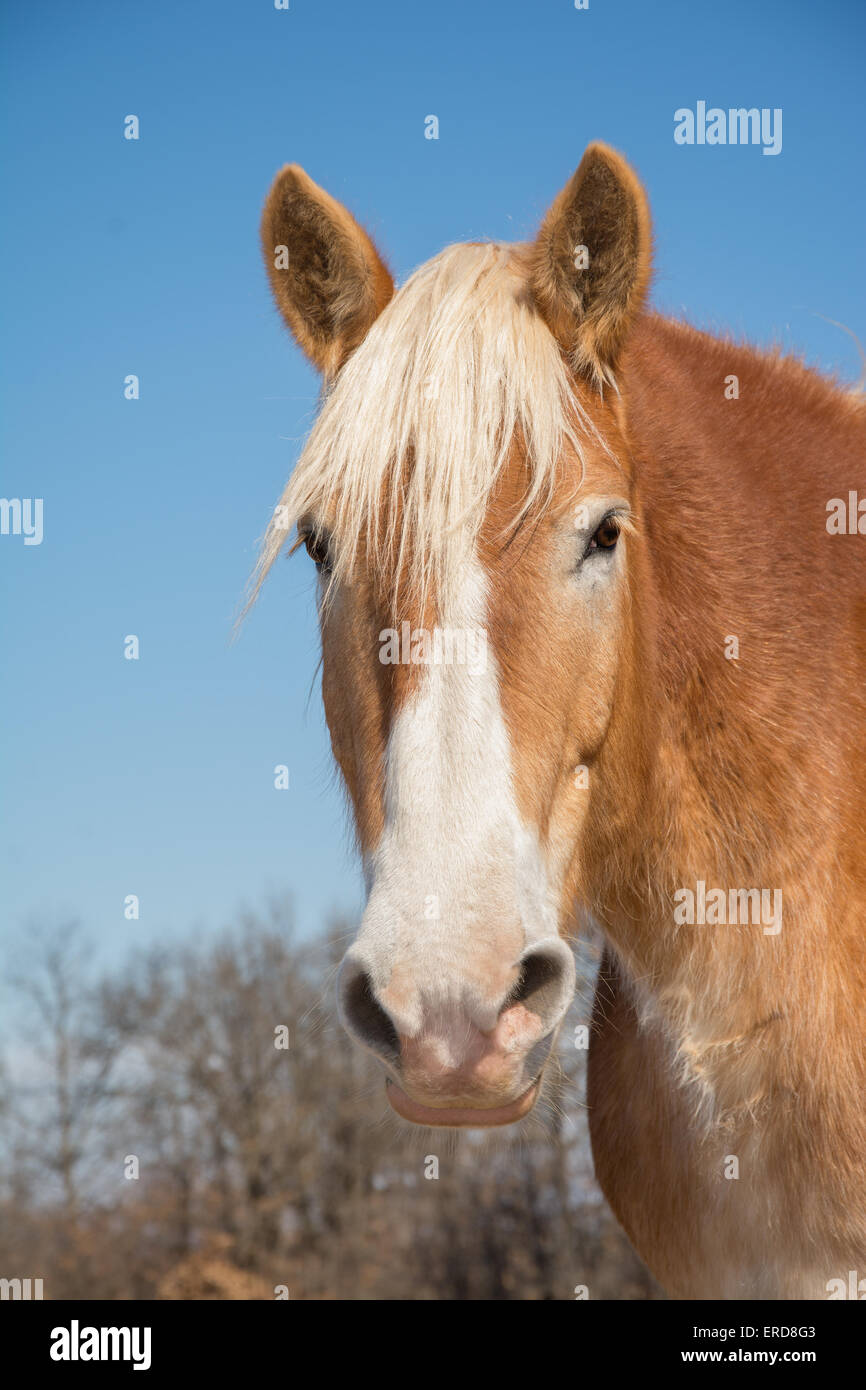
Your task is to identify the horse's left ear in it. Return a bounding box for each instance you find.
[529,143,652,382]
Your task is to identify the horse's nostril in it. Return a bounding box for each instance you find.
[339,965,400,1064]
[338,940,575,1072]
[507,943,575,1035]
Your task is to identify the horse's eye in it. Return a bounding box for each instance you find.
[587,515,621,554]
[301,529,332,574]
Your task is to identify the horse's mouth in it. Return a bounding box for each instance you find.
[385,1077,540,1128]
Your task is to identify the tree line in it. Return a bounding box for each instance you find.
[0,907,659,1300]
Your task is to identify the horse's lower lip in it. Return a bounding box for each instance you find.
[385,1079,540,1128]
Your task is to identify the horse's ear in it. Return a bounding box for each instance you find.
[261,165,394,378]
[529,143,651,382]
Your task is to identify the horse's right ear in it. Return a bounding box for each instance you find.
[261,165,394,378]
[529,144,652,384]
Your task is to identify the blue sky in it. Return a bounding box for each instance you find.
[2,0,864,964]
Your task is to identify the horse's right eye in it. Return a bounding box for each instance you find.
[301,530,332,574]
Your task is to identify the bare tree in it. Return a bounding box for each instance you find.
[0,907,662,1300]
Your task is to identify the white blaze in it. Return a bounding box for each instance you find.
[352,557,564,1037]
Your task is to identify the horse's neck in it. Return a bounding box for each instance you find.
[597,315,865,1071]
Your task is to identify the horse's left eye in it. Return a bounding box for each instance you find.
[587,515,621,554]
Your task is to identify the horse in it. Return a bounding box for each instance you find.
[253,144,866,1299]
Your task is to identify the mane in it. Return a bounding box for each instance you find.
[249,241,600,610]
